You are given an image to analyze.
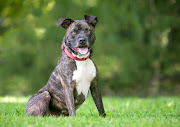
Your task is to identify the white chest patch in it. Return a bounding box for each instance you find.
[72,59,96,98]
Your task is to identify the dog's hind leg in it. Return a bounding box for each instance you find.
[26,91,51,116]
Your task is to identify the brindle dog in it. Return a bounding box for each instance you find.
[26,15,106,117]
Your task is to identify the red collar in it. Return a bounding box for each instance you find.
[61,44,91,61]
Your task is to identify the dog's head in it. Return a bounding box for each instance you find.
[58,15,98,56]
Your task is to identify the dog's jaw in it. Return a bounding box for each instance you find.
[72,52,90,59]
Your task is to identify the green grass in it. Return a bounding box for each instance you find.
[0,96,179,127]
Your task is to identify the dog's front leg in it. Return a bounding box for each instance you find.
[90,79,106,117]
[63,88,76,116]
[60,76,76,116]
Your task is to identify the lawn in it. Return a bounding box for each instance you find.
[0,96,179,127]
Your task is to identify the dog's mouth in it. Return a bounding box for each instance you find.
[72,46,90,55]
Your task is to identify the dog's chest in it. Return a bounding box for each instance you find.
[72,59,96,98]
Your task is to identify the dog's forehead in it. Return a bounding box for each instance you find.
[71,20,89,29]
[67,20,94,32]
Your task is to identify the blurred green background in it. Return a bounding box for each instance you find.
[0,0,179,96]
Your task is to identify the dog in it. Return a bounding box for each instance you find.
[26,15,106,117]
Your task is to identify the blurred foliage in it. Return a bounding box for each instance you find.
[0,0,179,96]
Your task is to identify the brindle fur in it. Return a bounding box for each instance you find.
[26,15,106,117]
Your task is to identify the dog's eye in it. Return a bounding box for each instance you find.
[88,30,91,34]
[72,31,76,34]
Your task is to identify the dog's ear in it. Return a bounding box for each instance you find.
[58,18,74,29]
[84,15,98,27]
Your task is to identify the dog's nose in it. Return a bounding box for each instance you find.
[78,38,86,44]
